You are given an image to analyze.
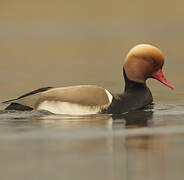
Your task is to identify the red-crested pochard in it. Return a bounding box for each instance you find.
[3,44,173,115]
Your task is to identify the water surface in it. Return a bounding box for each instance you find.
[0,105,184,180]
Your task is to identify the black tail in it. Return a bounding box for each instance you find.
[2,86,53,104]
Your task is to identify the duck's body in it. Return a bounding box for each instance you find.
[4,85,113,115]
[3,44,173,115]
[3,70,153,115]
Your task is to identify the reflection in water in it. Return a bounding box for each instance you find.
[125,133,167,180]
[0,106,184,180]
[116,110,158,179]
[0,110,125,180]
[112,105,153,128]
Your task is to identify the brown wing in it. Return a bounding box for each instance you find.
[36,85,111,108]
[4,85,112,109]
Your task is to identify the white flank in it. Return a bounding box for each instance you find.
[38,101,100,115]
[105,89,113,104]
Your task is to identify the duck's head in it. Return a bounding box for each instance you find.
[123,44,173,89]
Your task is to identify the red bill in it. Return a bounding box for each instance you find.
[152,69,174,89]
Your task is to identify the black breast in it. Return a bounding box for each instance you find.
[103,69,153,114]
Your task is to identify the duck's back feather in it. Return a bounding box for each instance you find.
[3,85,113,114]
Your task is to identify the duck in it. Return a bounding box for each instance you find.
[3,44,173,115]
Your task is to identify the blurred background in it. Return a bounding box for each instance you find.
[0,0,184,104]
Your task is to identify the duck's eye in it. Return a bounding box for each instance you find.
[151,58,158,68]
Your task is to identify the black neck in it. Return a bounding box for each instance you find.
[123,68,147,92]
